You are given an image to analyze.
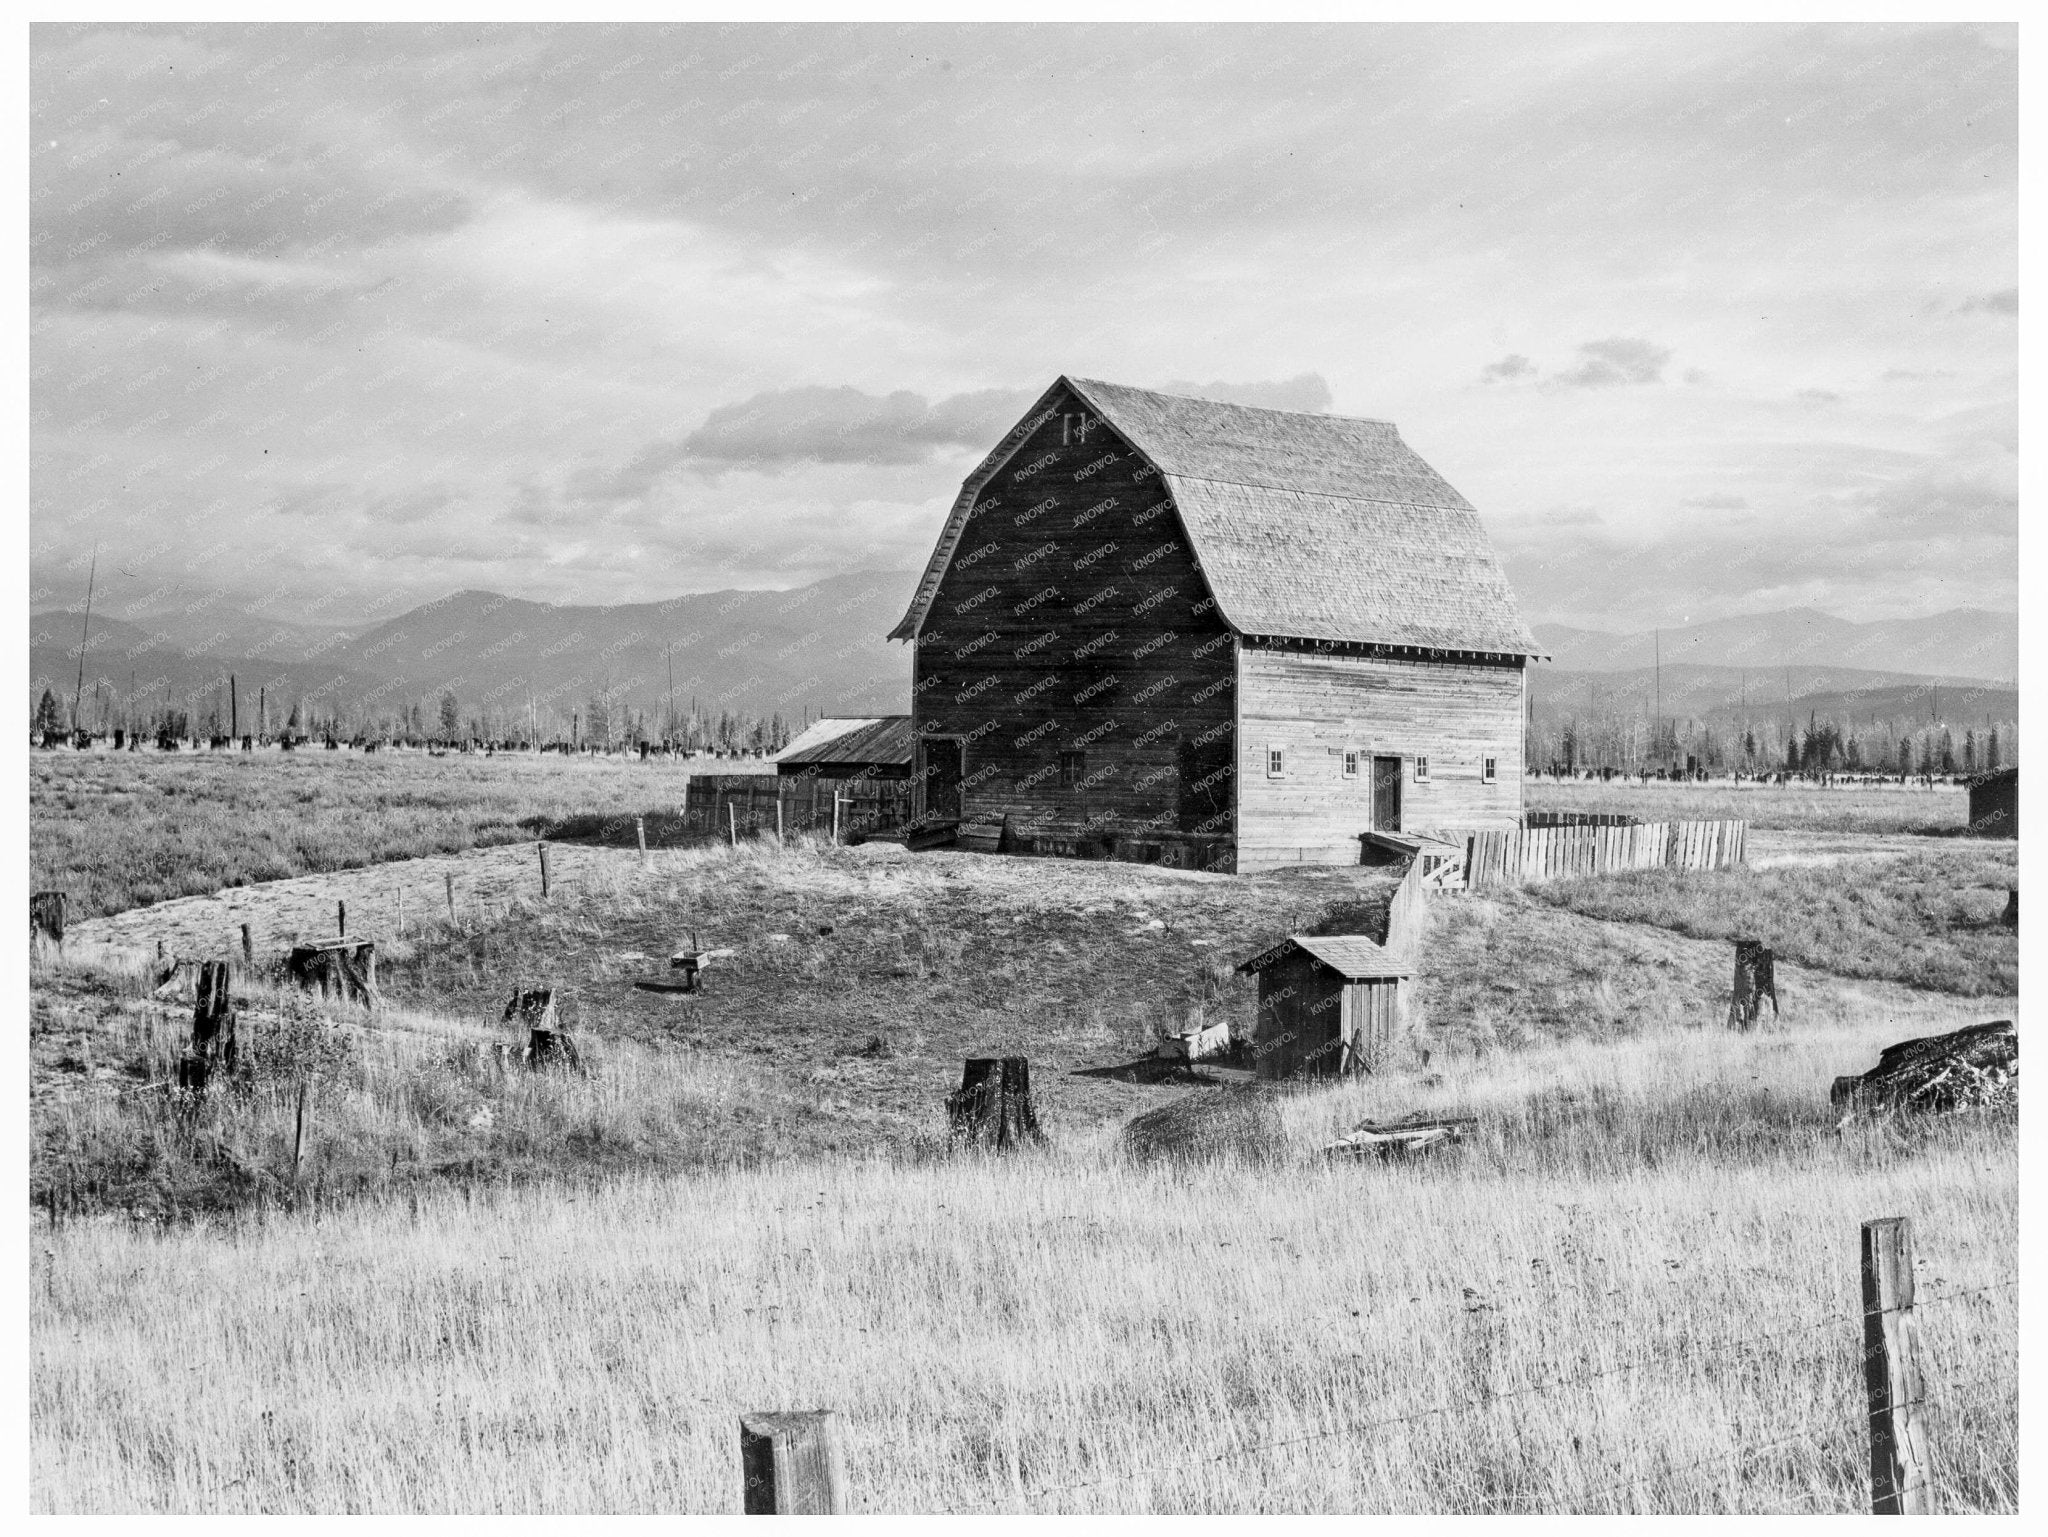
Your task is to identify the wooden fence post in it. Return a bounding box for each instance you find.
[538,842,551,898]
[775,800,784,842]
[739,1410,848,1514]
[729,802,738,848]
[292,1082,309,1186]
[1861,1217,1934,1514]
[240,923,254,968]
[637,816,649,864]
[832,794,843,846]
[446,872,457,921]
[337,899,346,938]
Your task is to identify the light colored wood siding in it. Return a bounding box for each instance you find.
[1236,644,1524,871]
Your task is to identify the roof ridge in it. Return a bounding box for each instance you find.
[1065,375,1399,430]
[1160,470,1473,513]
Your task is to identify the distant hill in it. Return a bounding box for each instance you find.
[1532,608,2016,683]
[30,609,394,734]
[318,570,918,733]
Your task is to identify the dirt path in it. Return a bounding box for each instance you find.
[67,841,644,966]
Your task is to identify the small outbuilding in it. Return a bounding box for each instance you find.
[1967,766,2016,839]
[773,716,913,781]
[1236,935,1413,1080]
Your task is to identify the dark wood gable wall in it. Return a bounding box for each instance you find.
[910,387,1237,866]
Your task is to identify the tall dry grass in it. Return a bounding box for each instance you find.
[31,1009,2015,1514]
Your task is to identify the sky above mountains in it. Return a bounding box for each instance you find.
[31,23,2016,634]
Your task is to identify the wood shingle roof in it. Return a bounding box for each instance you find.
[889,376,1542,657]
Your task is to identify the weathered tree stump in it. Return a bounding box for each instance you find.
[1728,938,1779,1030]
[2003,888,2017,930]
[178,958,239,1090]
[1831,1020,2016,1120]
[504,988,582,1070]
[287,940,381,1008]
[30,890,66,959]
[948,1056,1045,1150]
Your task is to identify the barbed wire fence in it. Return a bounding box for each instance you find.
[738,1229,2014,1515]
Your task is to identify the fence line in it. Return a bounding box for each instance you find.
[1456,818,1748,890]
[820,1259,2015,1515]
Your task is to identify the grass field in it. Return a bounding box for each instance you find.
[1522,846,2017,998]
[29,750,761,920]
[27,766,2018,1512]
[1525,779,1973,836]
[31,1018,2016,1513]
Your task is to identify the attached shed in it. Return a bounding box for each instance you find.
[889,375,1544,872]
[773,716,913,781]
[1237,935,1413,1080]
[1967,766,2016,839]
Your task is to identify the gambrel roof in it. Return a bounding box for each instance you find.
[889,375,1543,657]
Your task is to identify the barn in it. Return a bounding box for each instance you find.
[889,376,1543,873]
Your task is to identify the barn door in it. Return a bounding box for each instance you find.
[1371,756,1403,832]
[1176,730,1233,833]
[918,736,964,822]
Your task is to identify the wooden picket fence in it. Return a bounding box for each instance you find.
[1456,818,1748,890]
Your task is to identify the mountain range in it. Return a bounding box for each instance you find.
[32,577,2017,738]
[1532,608,2016,683]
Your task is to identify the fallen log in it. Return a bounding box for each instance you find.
[1831,1021,2016,1121]
[1323,1114,1475,1160]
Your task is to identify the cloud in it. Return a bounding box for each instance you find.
[1479,354,1537,384]
[1682,493,1750,511]
[1156,373,1333,413]
[1551,337,1672,388]
[1957,288,2018,314]
[1795,388,1841,405]
[670,385,1034,479]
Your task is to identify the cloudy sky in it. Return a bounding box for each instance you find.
[30,22,2016,634]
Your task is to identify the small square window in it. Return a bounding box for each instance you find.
[1342,749,1360,779]
[1266,745,1286,779]
[1415,755,1431,783]
[1483,756,1498,784]
[1059,750,1086,788]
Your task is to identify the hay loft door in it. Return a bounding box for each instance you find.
[1371,755,1403,832]
[918,736,965,822]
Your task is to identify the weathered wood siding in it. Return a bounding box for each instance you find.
[1253,951,1346,1081]
[911,384,1237,866]
[1235,644,1525,871]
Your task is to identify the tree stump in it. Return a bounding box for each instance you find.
[179,958,239,1090]
[29,891,66,959]
[948,1056,1045,1150]
[2003,888,2017,930]
[287,940,381,1008]
[1728,938,1779,1030]
[504,988,582,1070]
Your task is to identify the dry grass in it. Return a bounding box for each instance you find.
[30,750,751,920]
[1520,846,2018,997]
[1525,779,1972,836]
[31,1010,2016,1513]
[30,950,862,1220]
